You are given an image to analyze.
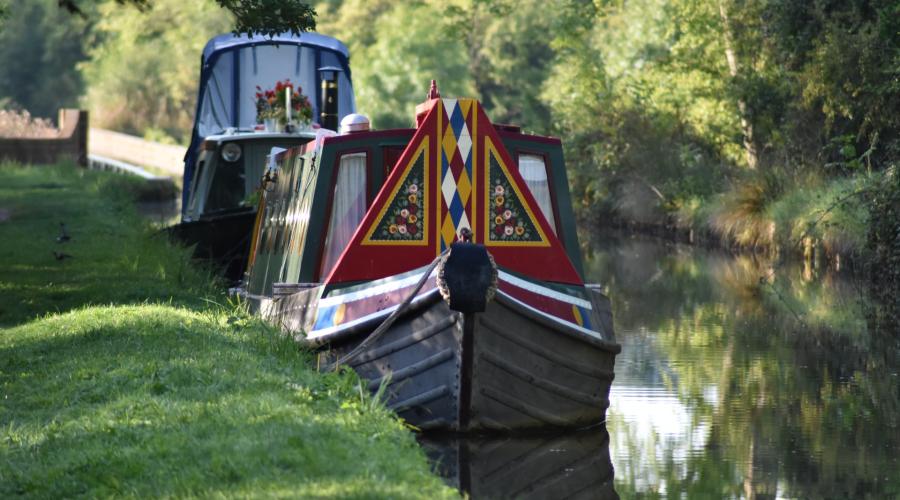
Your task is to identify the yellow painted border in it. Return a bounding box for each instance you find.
[470,99,478,241]
[435,100,444,254]
[483,137,551,247]
[361,137,430,246]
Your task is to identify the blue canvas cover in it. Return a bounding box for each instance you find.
[183,32,356,213]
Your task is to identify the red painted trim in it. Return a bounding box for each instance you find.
[496,129,562,146]
[382,145,406,180]
[498,281,580,325]
[321,128,416,145]
[325,99,582,285]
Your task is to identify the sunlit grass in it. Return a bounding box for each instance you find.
[0,162,455,498]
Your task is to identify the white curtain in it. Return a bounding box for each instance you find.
[518,154,556,233]
[320,153,367,277]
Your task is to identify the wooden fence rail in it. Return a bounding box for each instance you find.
[88,128,185,178]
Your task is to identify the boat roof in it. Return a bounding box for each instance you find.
[204,130,318,142]
[201,32,350,63]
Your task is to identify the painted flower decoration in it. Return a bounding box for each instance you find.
[374,174,424,241]
[488,166,540,243]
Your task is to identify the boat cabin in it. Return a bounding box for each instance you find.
[245,94,585,297]
[181,32,356,220]
[172,32,357,280]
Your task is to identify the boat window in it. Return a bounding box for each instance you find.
[517,154,557,234]
[319,153,367,278]
[383,146,405,178]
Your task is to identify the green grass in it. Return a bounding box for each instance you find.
[0,162,210,326]
[0,162,455,498]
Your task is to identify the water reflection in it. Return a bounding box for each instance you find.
[419,426,618,499]
[584,232,900,499]
[423,231,899,498]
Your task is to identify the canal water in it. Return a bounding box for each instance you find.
[423,230,900,499]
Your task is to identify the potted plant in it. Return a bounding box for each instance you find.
[255,79,313,131]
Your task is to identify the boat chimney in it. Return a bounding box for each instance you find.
[415,80,441,128]
[318,66,342,131]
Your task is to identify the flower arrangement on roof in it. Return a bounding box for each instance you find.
[255,79,313,125]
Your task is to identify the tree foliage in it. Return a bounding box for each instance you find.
[58,0,316,36]
[0,0,89,118]
[315,0,474,129]
[80,0,233,143]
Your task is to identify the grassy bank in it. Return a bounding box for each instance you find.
[0,162,455,498]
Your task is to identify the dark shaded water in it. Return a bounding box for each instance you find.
[136,199,180,227]
[425,231,900,499]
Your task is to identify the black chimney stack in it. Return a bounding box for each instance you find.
[318,67,342,131]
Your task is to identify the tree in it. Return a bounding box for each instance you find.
[442,0,556,132]
[57,0,316,36]
[80,0,233,143]
[0,0,89,118]
[315,0,475,129]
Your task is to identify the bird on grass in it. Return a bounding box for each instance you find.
[56,222,71,243]
[53,251,73,261]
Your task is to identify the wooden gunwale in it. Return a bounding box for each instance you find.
[349,314,457,366]
[302,288,442,347]
[494,291,621,353]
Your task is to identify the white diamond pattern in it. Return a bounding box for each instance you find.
[456,125,472,162]
[441,169,457,207]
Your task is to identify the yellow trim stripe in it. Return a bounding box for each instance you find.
[361,138,430,246]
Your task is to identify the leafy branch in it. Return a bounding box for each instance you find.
[56,0,316,36]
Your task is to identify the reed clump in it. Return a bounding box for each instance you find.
[700,170,871,262]
[0,109,57,138]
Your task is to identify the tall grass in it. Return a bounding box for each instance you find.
[705,170,870,260]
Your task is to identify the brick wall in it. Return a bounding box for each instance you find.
[0,109,88,166]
